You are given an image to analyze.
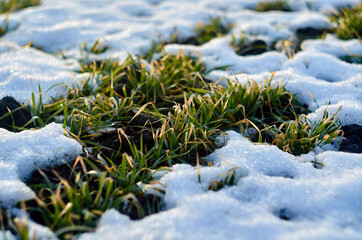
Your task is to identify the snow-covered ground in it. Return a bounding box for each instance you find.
[0,0,361,239]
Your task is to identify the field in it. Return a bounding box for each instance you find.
[0,0,361,239]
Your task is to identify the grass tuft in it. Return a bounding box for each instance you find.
[271,106,342,155]
[193,17,233,45]
[330,3,362,40]
[209,167,239,191]
[79,53,207,107]
[81,40,109,55]
[26,153,163,239]
[255,0,292,12]
[154,95,222,166]
[203,75,306,129]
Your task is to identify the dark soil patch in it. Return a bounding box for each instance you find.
[178,36,201,46]
[0,96,33,132]
[126,193,162,220]
[233,39,268,56]
[89,113,162,161]
[294,28,333,52]
[339,124,362,153]
[296,27,332,42]
[90,126,154,157]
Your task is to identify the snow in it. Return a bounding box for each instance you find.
[0,41,86,103]
[0,123,82,206]
[0,0,361,239]
[302,35,362,57]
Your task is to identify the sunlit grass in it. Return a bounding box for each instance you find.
[203,75,307,129]
[254,0,291,12]
[271,107,342,155]
[27,153,163,239]
[194,17,233,45]
[330,3,362,40]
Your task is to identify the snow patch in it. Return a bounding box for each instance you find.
[0,123,82,206]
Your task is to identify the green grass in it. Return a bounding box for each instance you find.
[154,94,222,166]
[254,0,291,12]
[271,107,342,155]
[81,40,109,55]
[330,3,362,40]
[79,53,207,107]
[209,167,239,191]
[194,17,233,45]
[27,153,162,239]
[203,75,307,129]
[0,0,40,13]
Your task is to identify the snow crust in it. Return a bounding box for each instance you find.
[0,41,87,103]
[0,0,361,239]
[0,123,82,206]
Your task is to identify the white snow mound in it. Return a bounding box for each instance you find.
[0,123,82,206]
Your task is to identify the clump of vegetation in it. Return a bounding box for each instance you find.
[271,107,342,155]
[154,95,222,166]
[330,3,362,40]
[255,0,292,12]
[0,0,40,13]
[203,76,306,129]
[79,52,207,107]
[193,17,233,45]
[81,40,109,55]
[26,154,162,239]
[209,168,239,191]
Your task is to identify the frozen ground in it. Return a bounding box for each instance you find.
[0,0,361,239]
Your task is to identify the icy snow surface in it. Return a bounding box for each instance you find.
[0,41,87,103]
[0,123,82,206]
[0,0,362,239]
